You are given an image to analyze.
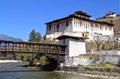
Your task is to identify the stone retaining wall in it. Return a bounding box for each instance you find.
[87,50,120,55]
[65,53,120,66]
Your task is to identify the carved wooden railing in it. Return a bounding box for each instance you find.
[0,40,66,55]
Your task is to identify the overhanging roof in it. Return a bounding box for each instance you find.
[57,35,88,40]
[45,14,114,26]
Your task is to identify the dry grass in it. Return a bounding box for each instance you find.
[79,62,118,68]
[79,54,100,59]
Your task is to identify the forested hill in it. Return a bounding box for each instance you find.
[0,34,23,42]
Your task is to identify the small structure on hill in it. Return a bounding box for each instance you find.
[106,11,117,18]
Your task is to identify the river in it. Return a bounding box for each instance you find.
[0,62,101,79]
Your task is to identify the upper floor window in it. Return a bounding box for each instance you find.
[105,26,107,30]
[48,25,51,31]
[63,39,65,44]
[57,24,59,32]
[99,26,103,30]
[66,22,69,26]
[69,21,71,25]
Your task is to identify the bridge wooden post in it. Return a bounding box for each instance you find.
[12,42,16,60]
[0,41,1,53]
[4,42,7,57]
[56,46,61,69]
[0,42,2,56]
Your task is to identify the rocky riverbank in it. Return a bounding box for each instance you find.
[55,70,119,79]
[55,65,120,79]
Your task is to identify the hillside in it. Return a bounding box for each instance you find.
[96,11,120,32]
[0,34,23,42]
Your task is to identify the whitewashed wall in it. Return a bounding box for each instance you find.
[59,38,86,57]
[46,32,62,40]
[69,39,86,57]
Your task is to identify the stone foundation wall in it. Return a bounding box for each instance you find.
[87,50,120,55]
[72,57,98,66]
[65,55,120,66]
[64,50,120,66]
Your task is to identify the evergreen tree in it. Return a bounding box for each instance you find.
[28,29,36,42]
[28,29,41,42]
[35,32,41,42]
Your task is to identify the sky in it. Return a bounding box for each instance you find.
[0,0,119,41]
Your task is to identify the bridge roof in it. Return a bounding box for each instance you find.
[0,40,66,46]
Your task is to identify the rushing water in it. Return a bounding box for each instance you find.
[0,62,101,79]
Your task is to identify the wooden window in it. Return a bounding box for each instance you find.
[66,22,69,26]
[105,26,107,30]
[48,25,51,31]
[63,39,65,44]
[69,21,71,25]
[57,24,59,32]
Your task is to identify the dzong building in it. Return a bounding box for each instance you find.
[45,10,114,60]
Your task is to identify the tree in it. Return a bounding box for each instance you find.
[35,32,41,42]
[93,34,105,51]
[93,34,115,51]
[39,56,48,65]
[28,29,41,42]
[28,29,36,42]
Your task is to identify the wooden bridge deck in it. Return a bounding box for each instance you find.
[0,40,66,55]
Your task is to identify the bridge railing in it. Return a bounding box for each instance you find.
[0,40,66,55]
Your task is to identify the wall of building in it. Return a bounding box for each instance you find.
[46,19,73,39]
[98,25,113,36]
[46,32,62,40]
[69,39,86,57]
[46,18,114,40]
[59,38,86,57]
[72,18,90,33]
[72,18,114,37]
[46,19,72,34]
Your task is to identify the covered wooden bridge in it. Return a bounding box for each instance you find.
[0,40,66,62]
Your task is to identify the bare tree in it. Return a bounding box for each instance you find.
[93,34,115,51]
[93,34,105,51]
[107,36,115,50]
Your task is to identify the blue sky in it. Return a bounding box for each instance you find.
[0,0,119,41]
